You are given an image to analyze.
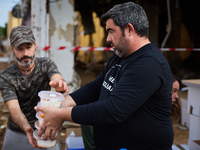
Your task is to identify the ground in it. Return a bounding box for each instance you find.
[0,63,189,150]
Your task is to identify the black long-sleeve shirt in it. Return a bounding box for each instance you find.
[70,42,173,150]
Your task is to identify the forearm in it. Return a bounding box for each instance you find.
[50,73,65,81]
[56,95,74,122]
[62,95,76,108]
[60,107,73,122]
[12,110,31,132]
[6,100,32,132]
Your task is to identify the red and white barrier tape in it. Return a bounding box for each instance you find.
[41,46,200,51]
[42,46,113,51]
[159,48,200,51]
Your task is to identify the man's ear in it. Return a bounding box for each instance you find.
[127,23,134,35]
[10,46,14,53]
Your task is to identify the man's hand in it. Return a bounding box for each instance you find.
[49,78,69,94]
[34,106,72,140]
[6,100,38,148]
[25,127,38,148]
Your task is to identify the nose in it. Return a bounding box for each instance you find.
[175,93,179,99]
[23,49,29,56]
[106,35,111,42]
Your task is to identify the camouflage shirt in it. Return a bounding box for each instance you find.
[0,57,61,132]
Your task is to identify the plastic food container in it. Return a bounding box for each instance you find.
[37,101,63,109]
[34,120,40,129]
[33,130,58,148]
[38,91,64,108]
[34,120,58,136]
[36,111,44,127]
[37,102,41,106]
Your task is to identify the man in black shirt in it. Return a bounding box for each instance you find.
[0,26,69,150]
[35,2,173,150]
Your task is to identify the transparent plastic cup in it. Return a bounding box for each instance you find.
[38,91,64,108]
[33,130,58,148]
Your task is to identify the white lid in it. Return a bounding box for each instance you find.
[38,91,64,101]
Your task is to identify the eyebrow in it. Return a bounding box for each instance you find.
[106,28,114,32]
[17,43,32,49]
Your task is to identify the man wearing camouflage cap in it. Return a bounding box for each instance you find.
[0,25,69,150]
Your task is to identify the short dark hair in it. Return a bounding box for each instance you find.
[172,74,182,89]
[101,2,149,37]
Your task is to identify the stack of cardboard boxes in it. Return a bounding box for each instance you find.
[182,79,200,150]
[64,122,85,150]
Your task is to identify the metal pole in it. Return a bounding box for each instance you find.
[161,0,171,48]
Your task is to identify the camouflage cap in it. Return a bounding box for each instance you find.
[9,26,35,49]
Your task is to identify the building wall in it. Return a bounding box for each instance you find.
[49,0,75,83]
[7,11,22,38]
[76,12,105,64]
[31,0,75,83]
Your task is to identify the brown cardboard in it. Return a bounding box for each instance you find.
[66,127,82,138]
[63,121,81,128]
[65,127,84,150]
[182,79,200,85]
[179,90,188,104]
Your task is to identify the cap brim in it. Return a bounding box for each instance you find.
[14,39,35,49]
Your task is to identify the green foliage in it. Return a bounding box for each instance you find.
[0,25,6,40]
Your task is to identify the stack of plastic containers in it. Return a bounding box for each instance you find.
[33,91,64,148]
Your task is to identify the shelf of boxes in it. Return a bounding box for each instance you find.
[182,79,200,150]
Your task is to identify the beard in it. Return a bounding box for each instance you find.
[15,55,35,67]
[111,36,130,58]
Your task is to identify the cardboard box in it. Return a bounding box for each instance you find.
[179,90,188,109]
[65,127,85,150]
[182,80,200,116]
[188,139,200,150]
[66,128,82,137]
[189,114,200,140]
[182,80,200,149]
[179,90,190,129]
[181,107,190,129]
[62,121,81,128]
